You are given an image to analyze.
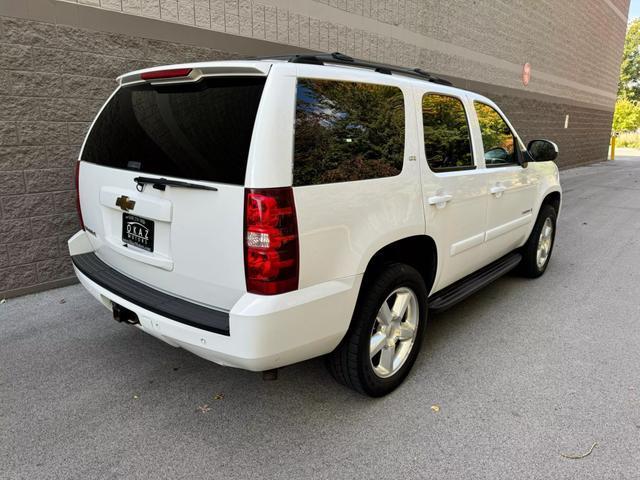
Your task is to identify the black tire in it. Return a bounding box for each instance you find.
[518,204,557,278]
[326,263,428,397]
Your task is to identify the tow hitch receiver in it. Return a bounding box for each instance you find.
[112,303,139,325]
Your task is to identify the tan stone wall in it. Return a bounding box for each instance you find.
[0,13,238,297]
[58,0,629,109]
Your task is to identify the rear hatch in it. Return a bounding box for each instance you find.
[77,63,269,310]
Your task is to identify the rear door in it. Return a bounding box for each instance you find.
[417,89,489,292]
[77,64,269,310]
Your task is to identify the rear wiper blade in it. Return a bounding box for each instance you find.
[134,176,218,192]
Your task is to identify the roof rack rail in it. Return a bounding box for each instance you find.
[253,52,453,86]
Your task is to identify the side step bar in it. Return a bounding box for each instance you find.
[428,252,522,313]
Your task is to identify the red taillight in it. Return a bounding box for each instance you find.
[74,161,85,230]
[140,68,192,80]
[244,187,299,295]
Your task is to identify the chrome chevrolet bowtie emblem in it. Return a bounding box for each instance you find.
[115,195,136,212]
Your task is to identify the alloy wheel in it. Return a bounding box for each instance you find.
[536,217,553,269]
[369,287,420,378]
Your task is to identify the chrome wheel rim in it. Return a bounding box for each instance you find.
[536,218,553,269]
[369,287,419,379]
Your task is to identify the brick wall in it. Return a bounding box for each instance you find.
[0,14,236,297]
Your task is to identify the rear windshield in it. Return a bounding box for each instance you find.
[81,76,266,185]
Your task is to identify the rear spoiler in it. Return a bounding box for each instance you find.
[117,61,272,87]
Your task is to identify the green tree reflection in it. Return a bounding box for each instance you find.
[294,79,405,185]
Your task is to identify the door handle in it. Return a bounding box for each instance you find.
[427,194,453,209]
[490,185,507,198]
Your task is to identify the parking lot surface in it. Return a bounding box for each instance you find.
[2,158,640,479]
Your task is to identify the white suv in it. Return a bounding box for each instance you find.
[68,53,561,397]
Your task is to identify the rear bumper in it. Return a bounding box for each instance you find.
[72,252,230,335]
[69,232,361,371]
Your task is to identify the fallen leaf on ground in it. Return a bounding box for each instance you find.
[431,404,440,413]
[59,299,66,304]
[561,442,597,459]
[196,404,211,413]
[213,393,224,401]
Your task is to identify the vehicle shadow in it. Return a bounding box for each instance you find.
[86,273,530,415]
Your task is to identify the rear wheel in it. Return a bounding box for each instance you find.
[519,204,557,278]
[327,263,427,397]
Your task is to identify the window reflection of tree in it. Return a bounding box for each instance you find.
[422,94,473,170]
[294,79,405,186]
[475,103,515,163]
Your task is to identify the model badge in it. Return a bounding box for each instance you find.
[115,195,136,212]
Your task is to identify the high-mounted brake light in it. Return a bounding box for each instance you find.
[74,161,85,230]
[244,187,299,295]
[140,68,192,80]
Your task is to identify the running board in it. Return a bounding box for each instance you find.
[428,252,522,313]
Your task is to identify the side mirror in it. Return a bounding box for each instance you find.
[527,139,558,162]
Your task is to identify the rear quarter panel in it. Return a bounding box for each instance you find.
[294,173,424,288]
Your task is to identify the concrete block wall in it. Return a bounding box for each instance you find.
[56,0,628,109]
[0,13,239,297]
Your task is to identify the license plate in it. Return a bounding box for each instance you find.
[122,213,154,252]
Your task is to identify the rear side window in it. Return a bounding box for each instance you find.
[474,102,517,166]
[81,76,266,185]
[422,94,474,172]
[293,79,405,186]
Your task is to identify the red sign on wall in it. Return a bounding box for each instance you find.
[522,62,531,86]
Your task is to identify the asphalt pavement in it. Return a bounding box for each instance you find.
[2,157,640,479]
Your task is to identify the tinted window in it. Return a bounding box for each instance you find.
[293,79,405,186]
[81,76,265,185]
[474,102,517,166]
[422,94,473,171]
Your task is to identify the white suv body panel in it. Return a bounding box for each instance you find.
[70,59,561,371]
[244,63,297,188]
